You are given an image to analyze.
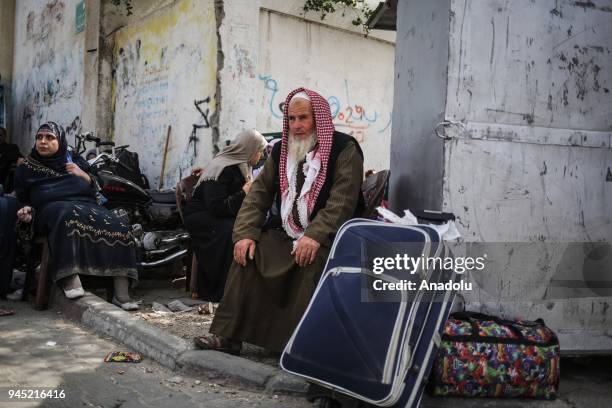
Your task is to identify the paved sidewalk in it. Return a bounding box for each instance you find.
[51,289,308,394]
[11,288,610,408]
[0,300,310,408]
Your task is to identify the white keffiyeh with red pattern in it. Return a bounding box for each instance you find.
[279,88,335,240]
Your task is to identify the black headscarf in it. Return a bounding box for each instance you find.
[30,121,68,173]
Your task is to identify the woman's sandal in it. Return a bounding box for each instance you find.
[0,308,15,317]
[194,334,241,355]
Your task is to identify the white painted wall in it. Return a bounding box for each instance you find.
[260,0,396,43]
[9,0,395,186]
[256,10,395,171]
[216,0,260,148]
[219,0,396,172]
[11,0,85,152]
[110,0,217,188]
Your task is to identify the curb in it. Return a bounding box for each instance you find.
[51,289,309,394]
[51,289,192,369]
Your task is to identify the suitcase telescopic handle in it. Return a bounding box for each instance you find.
[410,209,456,224]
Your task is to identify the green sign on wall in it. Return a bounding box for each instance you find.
[75,1,85,33]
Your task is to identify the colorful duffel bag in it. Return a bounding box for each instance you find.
[430,311,560,399]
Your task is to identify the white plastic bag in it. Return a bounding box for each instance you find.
[376,207,461,241]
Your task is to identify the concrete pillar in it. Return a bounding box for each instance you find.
[79,0,115,141]
[82,0,101,136]
[0,0,16,134]
[388,0,451,213]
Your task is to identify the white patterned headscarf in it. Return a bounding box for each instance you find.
[194,129,266,191]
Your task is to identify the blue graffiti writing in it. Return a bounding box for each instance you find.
[258,75,392,141]
[134,75,169,126]
[378,113,392,133]
[259,75,283,119]
[327,95,341,119]
[135,95,168,109]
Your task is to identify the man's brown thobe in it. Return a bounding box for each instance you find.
[210,142,363,352]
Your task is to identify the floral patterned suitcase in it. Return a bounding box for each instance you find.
[430,312,560,399]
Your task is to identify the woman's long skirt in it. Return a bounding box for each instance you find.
[36,200,138,282]
[184,212,234,302]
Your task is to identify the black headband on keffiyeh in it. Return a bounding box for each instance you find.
[280,87,335,215]
[30,121,68,173]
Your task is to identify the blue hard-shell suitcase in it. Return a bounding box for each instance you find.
[281,219,458,407]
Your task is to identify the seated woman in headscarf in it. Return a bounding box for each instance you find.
[183,129,266,302]
[14,122,139,310]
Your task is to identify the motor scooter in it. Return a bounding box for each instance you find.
[74,133,189,269]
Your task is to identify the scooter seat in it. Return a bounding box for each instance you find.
[148,189,177,204]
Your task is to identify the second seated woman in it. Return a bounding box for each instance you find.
[183,129,266,302]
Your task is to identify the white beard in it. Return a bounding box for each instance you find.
[288,132,317,162]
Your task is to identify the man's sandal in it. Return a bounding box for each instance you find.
[194,334,241,356]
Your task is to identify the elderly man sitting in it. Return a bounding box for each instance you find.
[195,88,364,354]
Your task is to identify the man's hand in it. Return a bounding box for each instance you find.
[242,181,253,194]
[66,163,91,183]
[192,166,204,177]
[234,239,256,266]
[292,236,321,267]
[17,206,33,223]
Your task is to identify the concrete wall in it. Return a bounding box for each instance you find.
[218,0,396,172]
[102,0,396,188]
[388,0,451,211]
[256,9,395,171]
[216,0,260,149]
[11,0,85,152]
[110,0,218,188]
[0,0,16,131]
[8,0,395,185]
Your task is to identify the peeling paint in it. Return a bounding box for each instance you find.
[111,0,217,187]
[12,0,83,151]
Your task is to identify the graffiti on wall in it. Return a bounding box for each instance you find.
[114,38,171,140]
[12,0,83,148]
[232,44,256,80]
[111,0,217,187]
[64,115,82,143]
[259,75,392,143]
[135,73,169,122]
[183,96,212,175]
